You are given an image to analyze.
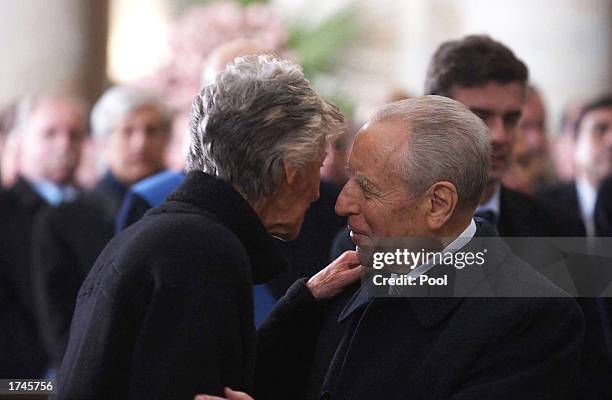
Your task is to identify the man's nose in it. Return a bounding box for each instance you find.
[335,181,359,217]
[488,117,508,143]
[603,128,612,148]
[130,129,148,151]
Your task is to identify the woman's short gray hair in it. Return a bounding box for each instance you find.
[90,86,172,141]
[186,54,345,204]
[374,95,491,208]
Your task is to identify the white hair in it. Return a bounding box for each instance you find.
[186,55,345,205]
[374,95,491,208]
[90,86,171,141]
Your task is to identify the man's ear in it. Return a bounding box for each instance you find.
[426,181,458,230]
[283,159,299,187]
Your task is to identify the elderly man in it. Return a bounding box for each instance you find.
[253,96,583,400]
[54,55,357,399]
[0,95,88,378]
[30,86,171,372]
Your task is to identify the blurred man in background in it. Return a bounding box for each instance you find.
[540,95,612,237]
[422,35,582,236]
[0,95,88,378]
[503,85,558,194]
[30,86,171,372]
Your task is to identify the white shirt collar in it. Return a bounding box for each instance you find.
[32,180,78,206]
[407,218,477,279]
[576,177,597,236]
[476,183,501,217]
[576,177,597,219]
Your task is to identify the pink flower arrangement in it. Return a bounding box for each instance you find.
[137,1,288,112]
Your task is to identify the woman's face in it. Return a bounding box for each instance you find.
[257,146,326,241]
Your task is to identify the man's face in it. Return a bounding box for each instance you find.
[335,120,429,247]
[450,82,524,183]
[575,106,612,186]
[520,89,547,154]
[320,130,353,186]
[103,105,168,185]
[21,98,88,185]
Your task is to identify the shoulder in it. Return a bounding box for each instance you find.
[113,201,252,282]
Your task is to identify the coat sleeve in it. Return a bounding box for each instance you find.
[255,279,324,400]
[450,298,585,400]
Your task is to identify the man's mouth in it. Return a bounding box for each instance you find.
[349,229,369,246]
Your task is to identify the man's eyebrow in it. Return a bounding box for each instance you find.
[469,108,493,119]
[503,110,522,118]
[355,174,381,191]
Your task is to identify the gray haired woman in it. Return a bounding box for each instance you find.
[54,55,361,399]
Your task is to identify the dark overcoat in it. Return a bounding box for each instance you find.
[54,171,287,399]
[256,221,585,400]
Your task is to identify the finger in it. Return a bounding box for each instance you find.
[194,395,225,400]
[224,387,254,400]
[341,265,364,282]
[339,250,359,264]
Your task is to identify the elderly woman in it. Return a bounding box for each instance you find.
[54,56,359,399]
[30,87,171,373]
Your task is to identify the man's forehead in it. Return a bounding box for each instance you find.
[585,107,612,121]
[450,81,525,113]
[349,119,408,170]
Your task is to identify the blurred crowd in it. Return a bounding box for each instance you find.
[0,2,611,399]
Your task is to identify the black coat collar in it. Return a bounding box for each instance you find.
[167,171,288,284]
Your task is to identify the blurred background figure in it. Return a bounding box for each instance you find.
[30,86,171,373]
[551,100,585,183]
[9,96,88,200]
[0,94,88,378]
[0,102,18,188]
[540,95,612,236]
[595,176,612,236]
[503,85,558,194]
[320,123,356,188]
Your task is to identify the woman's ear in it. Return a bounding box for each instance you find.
[426,181,458,230]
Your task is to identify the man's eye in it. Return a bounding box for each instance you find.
[504,114,520,128]
[359,180,375,195]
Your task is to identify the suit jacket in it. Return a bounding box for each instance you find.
[595,177,612,236]
[54,172,287,400]
[537,181,590,237]
[257,221,585,400]
[0,178,49,377]
[31,172,127,369]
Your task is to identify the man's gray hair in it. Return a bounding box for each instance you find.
[90,86,171,141]
[374,95,491,208]
[186,54,345,204]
